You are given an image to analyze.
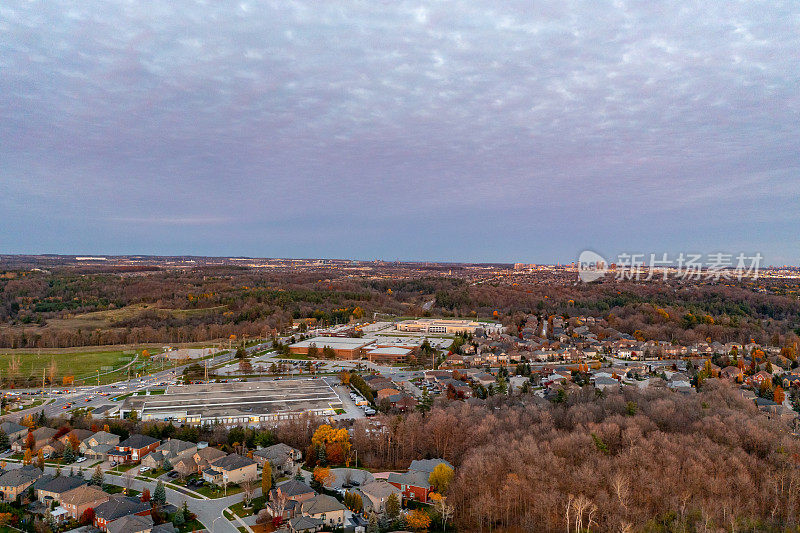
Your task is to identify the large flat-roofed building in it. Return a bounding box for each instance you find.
[121,379,342,426]
[289,336,375,359]
[396,319,504,335]
[366,346,413,364]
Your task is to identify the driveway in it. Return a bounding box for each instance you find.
[331,385,365,421]
[327,468,375,489]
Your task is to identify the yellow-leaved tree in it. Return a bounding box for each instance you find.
[428,463,454,494]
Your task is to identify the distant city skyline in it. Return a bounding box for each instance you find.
[2,1,798,264]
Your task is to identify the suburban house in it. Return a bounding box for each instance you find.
[58,429,94,447]
[748,370,773,387]
[0,421,28,444]
[33,475,86,504]
[39,440,66,458]
[84,443,116,461]
[357,480,401,515]
[253,443,302,475]
[193,446,227,472]
[387,470,432,503]
[388,458,453,504]
[60,484,110,520]
[720,366,743,381]
[300,494,347,528]
[0,465,43,501]
[12,427,57,453]
[269,479,316,520]
[156,438,197,460]
[106,514,154,533]
[287,515,323,533]
[80,431,121,452]
[171,454,199,478]
[142,439,197,470]
[108,435,160,464]
[93,494,151,531]
[202,454,258,485]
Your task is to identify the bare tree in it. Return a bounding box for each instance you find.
[241,477,257,507]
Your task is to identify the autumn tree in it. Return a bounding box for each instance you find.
[80,507,95,525]
[428,463,454,494]
[22,448,32,465]
[774,385,786,404]
[407,509,432,531]
[344,491,363,512]
[312,466,334,488]
[430,492,454,532]
[262,461,272,496]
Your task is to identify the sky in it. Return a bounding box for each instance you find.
[1,1,799,264]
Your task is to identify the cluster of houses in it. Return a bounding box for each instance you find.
[266,456,453,533]
[0,461,173,532]
[359,374,418,412]
[442,314,790,368]
[0,423,284,532]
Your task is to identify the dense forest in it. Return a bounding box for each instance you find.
[352,381,800,532]
[0,262,798,348]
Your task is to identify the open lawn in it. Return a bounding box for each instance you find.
[0,350,135,382]
[230,496,265,518]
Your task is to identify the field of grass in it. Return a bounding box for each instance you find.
[37,303,227,330]
[229,495,265,518]
[0,349,140,384]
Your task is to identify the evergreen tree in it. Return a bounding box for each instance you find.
[386,492,400,519]
[91,465,104,486]
[368,512,379,533]
[416,389,433,416]
[153,480,167,505]
[162,457,172,471]
[63,443,75,464]
[0,430,9,450]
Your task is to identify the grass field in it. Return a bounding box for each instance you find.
[0,349,137,383]
[0,345,222,386]
[35,303,226,330]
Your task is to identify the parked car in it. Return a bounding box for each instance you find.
[76,457,87,463]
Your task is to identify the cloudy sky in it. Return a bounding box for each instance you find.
[1,1,798,264]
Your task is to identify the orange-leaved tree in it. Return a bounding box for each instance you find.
[406,509,432,531]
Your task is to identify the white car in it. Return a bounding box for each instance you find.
[76,457,87,463]
[139,466,151,472]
